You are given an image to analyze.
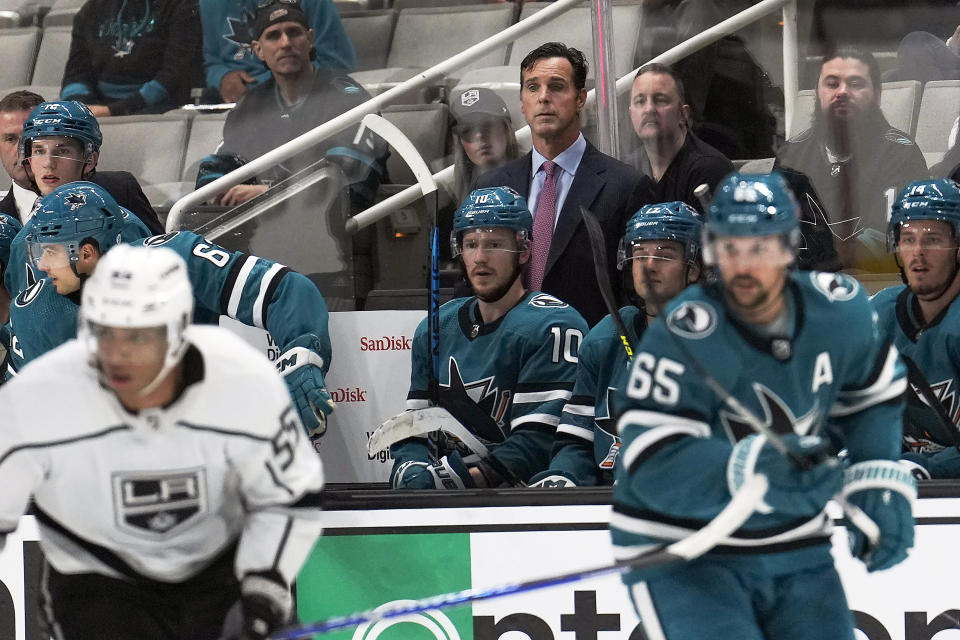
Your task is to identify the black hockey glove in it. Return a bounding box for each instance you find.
[237,572,293,640]
[727,434,842,517]
[277,334,335,444]
[842,461,916,572]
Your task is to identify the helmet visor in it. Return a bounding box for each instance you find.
[452,227,528,258]
[26,238,72,273]
[618,237,687,269]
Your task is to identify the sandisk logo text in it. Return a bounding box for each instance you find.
[359,335,413,351]
[330,387,368,403]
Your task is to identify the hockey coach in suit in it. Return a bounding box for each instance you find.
[475,42,650,327]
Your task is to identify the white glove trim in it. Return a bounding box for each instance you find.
[275,346,325,377]
[842,460,918,504]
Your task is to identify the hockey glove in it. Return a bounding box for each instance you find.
[391,451,476,490]
[843,460,916,572]
[902,446,960,480]
[727,434,842,517]
[529,470,578,488]
[236,572,292,640]
[276,334,335,443]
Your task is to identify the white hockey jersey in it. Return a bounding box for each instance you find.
[0,325,324,585]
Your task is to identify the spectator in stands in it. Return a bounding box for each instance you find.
[438,87,519,260]
[775,47,928,271]
[625,63,733,213]
[475,42,649,327]
[201,0,355,103]
[203,0,386,210]
[61,0,202,116]
[450,88,519,204]
[0,91,45,223]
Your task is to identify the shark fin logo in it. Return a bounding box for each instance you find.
[353,602,461,639]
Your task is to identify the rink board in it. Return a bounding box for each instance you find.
[2,498,960,640]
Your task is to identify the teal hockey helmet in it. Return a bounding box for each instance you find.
[19,100,102,160]
[704,171,801,264]
[451,186,533,256]
[618,201,703,269]
[888,178,960,251]
[25,182,123,273]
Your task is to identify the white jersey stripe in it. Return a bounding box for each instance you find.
[556,423,594,441]
[630,582,667,640]
[511,413,561,429]
[253,263,286,329]
[616,410,711,437]
[513,389,572,403]
[227,256,258,318]
[561,403,595,417]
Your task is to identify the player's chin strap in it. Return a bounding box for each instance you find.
[267,474,769,640]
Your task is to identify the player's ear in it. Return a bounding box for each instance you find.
[680,104,692,128]
[77,242,101,274]
[82,151,98,178]
[688,260,702,284]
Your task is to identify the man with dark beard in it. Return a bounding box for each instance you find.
[775,47,928,271]
[389,186,588,489]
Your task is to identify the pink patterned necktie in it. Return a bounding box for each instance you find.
[529,160,557,291]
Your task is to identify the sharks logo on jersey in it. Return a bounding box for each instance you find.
[143,232,180,247]
[112,468,208,538]
[667,301,717,339]
[14,278,44,307]
[810,271,859,302]
[719,383,820,443]
[529,293,568,309]
[442,357,511,442]
[929,377,960,425]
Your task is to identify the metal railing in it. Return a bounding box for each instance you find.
[167,0,798,234]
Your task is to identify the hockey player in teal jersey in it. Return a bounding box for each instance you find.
[10,182,334,441]
[390,186,588,488]
[611,172,914,640]
[530,201,702,487]
[872,178,960,477]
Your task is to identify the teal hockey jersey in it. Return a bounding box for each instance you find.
[546,306,646,486]
[8,230,331,376]
[611,271,906,576]
[393,292,588,483]
[872,284,960,452]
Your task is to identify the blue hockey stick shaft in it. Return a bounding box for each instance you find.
[270,475,768,640]
[428,226,440,403]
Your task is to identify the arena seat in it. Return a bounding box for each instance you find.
[380,102,450,185]
[349,4,514,96]
[180,112,229,187]
[0,27,40,90]
[97,113,191,205]
[42,0,83,26]
[340,9,395,72]
[30,25,70,86]
[915,79,960,168]
[391,0,486,12]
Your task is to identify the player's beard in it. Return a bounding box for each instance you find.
[723,273,786,321]
[474,259,522,304]
[910,256,960,301]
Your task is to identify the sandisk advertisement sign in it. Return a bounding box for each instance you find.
[222,310,424,482]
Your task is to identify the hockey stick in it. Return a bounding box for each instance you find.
[579,205,633,359]
[369,406,528,487]
[428,225,441,404]
[270,474,769,640]
[901,354,960,448]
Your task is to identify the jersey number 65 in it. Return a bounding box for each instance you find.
[627,353,684,406]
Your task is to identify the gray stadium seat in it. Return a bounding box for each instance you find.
[30,25,70,86]
[380,102,450,185]
[789,81,923,140]
[97,113,191,205]
[0,27,40,90]
[349,4,514,94]
[391,0,485,12]
[181,112,229,185]
[340,9,395,72]
[915,80,960,167]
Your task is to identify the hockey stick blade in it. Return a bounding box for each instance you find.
[270,474,769,640]
[579,205,633,359]
[367,407,492,458]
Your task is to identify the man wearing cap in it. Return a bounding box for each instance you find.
[203,0,386,209]
[201,0,355,104]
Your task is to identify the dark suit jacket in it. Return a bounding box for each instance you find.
[476,141,649,326]
[0,171,164,235]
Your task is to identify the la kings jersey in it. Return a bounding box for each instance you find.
[872,284,960,452]
[7,230,331,376]
[548,306,646,486]
[393,292,588,483]
[611,271,906,577]
[0,326,323,584]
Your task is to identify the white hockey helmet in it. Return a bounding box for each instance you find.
[80,244,194,388]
